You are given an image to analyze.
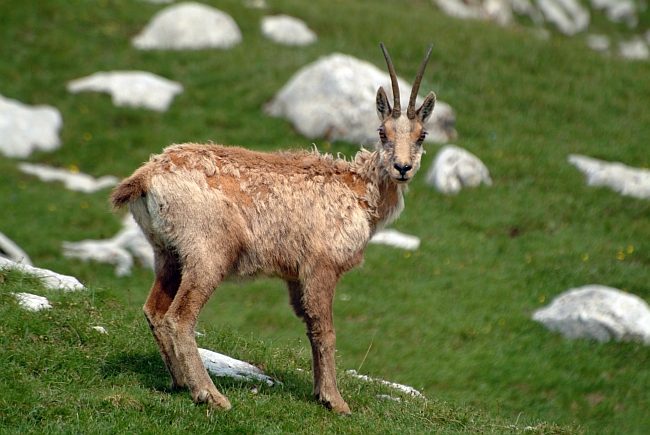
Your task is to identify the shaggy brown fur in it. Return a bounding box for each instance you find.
[110,44,436,415]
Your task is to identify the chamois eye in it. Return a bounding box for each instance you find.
[378,128,386,139]
[418,130,428,142]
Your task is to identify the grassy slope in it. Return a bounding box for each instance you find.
[1,0,649,433]
[0,272,578,434]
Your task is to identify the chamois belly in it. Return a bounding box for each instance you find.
[231,197,371,279]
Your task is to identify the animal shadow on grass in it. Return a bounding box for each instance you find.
[101,351,314,402]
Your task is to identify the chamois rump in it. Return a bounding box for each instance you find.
[110,43,436,415]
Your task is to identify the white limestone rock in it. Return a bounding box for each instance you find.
[62,215,154,277]
[434,0,515,26]
[618,37,649,60]
[0,94,62,158]
[18,163,119,193]
[370,229,421,251]
[199,348,277,386]
[535,0,590,36]
[132,2,242,50]
[590,0,637,27]
[244,0,268,8]
[568,154,650,199]
[434,0,491,20]
[0,257,85,291]
[586,34,611,51]
[511,0,546,23]
[67,71,183,112]
[12,292,52,312]
[0,232,32,266]
[533,285,650,345]
[264,53,457,146]
[261,15,317,46]
[425,145,492,194]
[347,369,425,398]
[92,326,108,334]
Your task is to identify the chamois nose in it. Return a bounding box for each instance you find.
[394,163,412,176]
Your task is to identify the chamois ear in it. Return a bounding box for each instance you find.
[376,86,392,121]
[417,91,436,124]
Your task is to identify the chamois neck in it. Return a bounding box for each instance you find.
[352,148,406,231]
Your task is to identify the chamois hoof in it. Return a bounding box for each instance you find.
[331,401,351,416]
[195,389,232,410]
[317,393,351,415]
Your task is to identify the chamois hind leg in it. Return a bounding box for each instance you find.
[143,249,185,389]
[288,271,351,415]
[163,253,232,410]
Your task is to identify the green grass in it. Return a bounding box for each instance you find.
[1,0,650,433]
[0,271,578,434]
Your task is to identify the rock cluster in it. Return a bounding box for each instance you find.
[433,0,650,60]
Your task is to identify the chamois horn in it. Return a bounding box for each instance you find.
[380,42,401,119]
[407,44,433,119]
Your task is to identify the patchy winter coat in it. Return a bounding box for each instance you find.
[110,43,436,415]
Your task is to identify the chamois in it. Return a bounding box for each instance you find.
[110,43,436,415]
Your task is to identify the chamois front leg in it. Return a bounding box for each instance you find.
[289,271,351,415]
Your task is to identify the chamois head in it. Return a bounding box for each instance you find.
[376,43,436,184]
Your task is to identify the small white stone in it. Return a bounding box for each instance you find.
[0,94,62,158]
[591,0,637,26]
[18,163,119,193]
[370,229,420,251]
[434,0,488,21]
[568,154,650,199]
[67,71,183,112]
[535,0,590,36]
[92,326,108,334]
[13,292,52,312]
[0,232,33,266]
[62,215,154,277]
[533,285,650,345]
[425,145,492,194]
[0,257,85,291]
[132,2,242,50]
[586,34,611,52]
[619,37,649,60]
[347,369,425,398]
[199,348,278,386]
[244,0,268,8]
[261,15,317,46]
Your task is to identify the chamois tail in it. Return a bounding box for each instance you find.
[110,166,151,211]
